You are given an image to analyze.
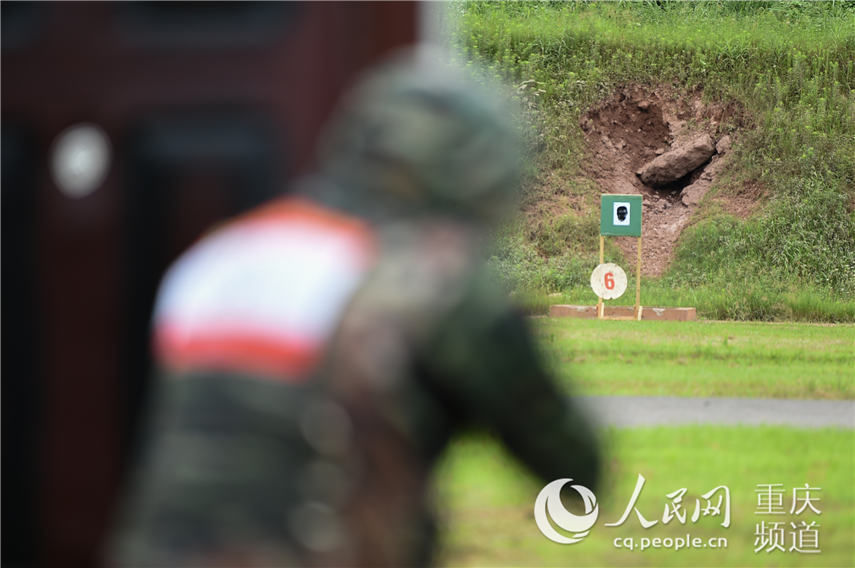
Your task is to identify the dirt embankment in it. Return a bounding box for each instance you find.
[579,85,754,276]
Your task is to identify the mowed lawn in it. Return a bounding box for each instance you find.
[532,318,855,399]
[431,319,853,566]
[434,427,855,567]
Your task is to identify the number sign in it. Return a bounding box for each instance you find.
[590,263,628,300]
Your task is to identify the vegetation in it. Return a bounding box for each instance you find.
[456,1,855,321]
[534,317,855,399]
[435,11,855,565]
[435,427,855,567]
[523,278,855,322]
[431,316,855,566]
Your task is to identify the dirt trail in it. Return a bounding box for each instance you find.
[580,85,747,276]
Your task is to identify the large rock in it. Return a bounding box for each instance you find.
[680,153,726,206]
[680,179,708,207]
[637,133,715,186]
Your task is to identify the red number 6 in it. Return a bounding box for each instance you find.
[604,272,615,290]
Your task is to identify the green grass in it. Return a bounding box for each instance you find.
[458,1,855,320]
[434,427,855,567]
[513,279,855,322]
[533,318,855,399]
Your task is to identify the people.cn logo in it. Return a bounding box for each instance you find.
[534,478,599,544]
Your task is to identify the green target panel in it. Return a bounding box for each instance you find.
[600,194,642,237]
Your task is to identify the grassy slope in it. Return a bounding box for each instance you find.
[457,1,855,321]
[435,428,855,567]
[534,318,855,399]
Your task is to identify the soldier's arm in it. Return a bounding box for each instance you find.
[426,288,602,492]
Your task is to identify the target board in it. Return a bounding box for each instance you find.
[590,263,627,300]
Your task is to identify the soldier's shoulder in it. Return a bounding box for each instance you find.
[153,197,374,377]
[157,197,372,316]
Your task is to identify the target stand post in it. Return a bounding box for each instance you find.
[594,195,643,320]
[597,236,604,318]
[635,235,643,321]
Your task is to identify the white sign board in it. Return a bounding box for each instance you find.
[590,263,628,300]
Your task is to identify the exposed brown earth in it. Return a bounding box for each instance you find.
[578,85,749,276]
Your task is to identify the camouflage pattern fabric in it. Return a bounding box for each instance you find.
[111,47,600,567]
[323,219,601,566]
[111,195,377,567]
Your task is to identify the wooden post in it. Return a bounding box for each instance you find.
[635,236,643,320]
[598,235,604,319]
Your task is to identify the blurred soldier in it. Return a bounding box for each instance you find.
[316,49,601,567]
[112,48,600,567]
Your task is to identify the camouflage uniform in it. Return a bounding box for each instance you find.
[112,195,377,567]
[112,48,601,567]
[324,220,602,567]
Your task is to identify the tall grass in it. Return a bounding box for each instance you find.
[458,1,855,321]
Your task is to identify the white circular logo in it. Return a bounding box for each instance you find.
[534,478,599,544]
[50,123,111,198]
[590,263,627,300]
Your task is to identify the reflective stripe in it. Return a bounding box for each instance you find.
[155,323,319,378]
[153,198,373,378]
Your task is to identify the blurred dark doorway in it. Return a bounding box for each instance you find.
[1,3,417,567]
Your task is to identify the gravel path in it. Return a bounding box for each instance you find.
[581,396,855,429]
